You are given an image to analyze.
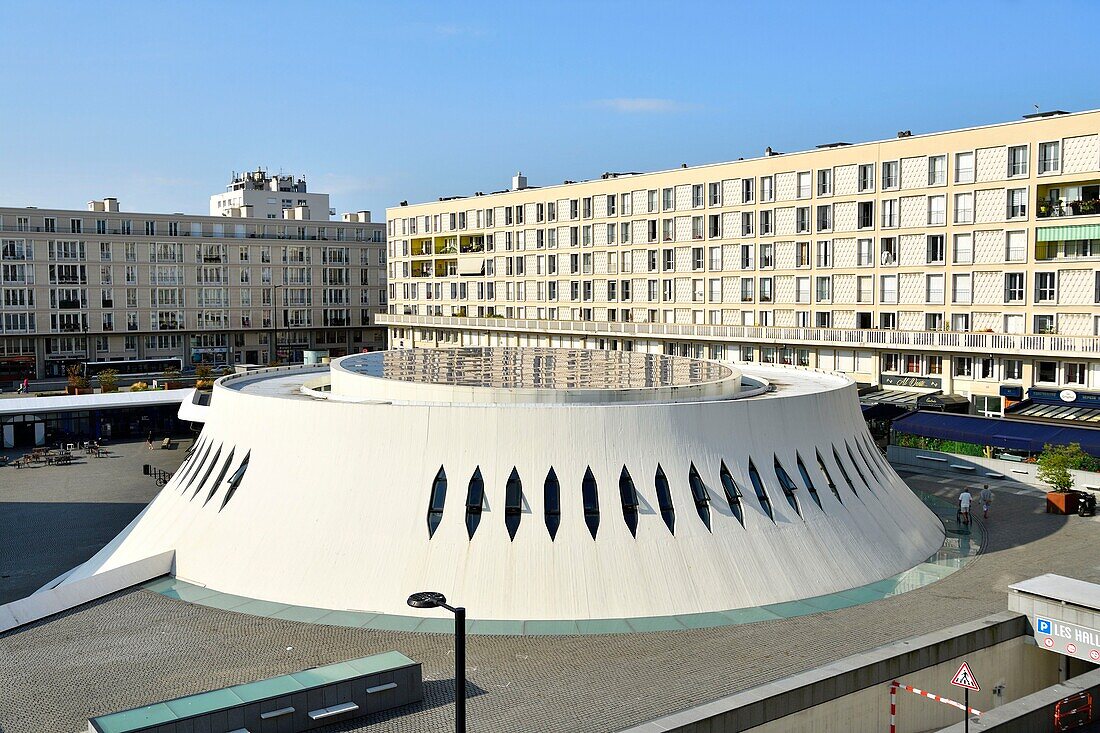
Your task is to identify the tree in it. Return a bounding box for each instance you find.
[1037,443,1088,492]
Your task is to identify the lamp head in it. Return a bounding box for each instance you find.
[407,591,447,609]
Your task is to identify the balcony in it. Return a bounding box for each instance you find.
[377,312,1100,359]
[1037,180,1100,219]
[57,299,82,309]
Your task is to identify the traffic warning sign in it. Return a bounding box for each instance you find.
[950,661,980,692]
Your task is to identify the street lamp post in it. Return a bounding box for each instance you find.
[407,591,466,733]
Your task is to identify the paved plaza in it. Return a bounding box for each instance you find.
[1,457,1099,733]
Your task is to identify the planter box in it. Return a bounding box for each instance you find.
[65,386,94,395]
[1046,491,1079,515]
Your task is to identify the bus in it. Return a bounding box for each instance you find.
[80,357,184,379]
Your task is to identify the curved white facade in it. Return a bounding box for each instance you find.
[67,348,944,622]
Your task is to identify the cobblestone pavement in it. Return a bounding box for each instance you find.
[0,438,192,604]
[1,469,1098,733]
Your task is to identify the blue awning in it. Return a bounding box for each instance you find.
[891,411,1100,457]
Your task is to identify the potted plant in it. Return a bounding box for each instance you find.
[162,366,182,390]
[1070,200,1083,216]
[98,368,120,393]
[1038,442,1087,514]
[195,364,214,390]
[65,364,93,395]
[1037,200,1052,218]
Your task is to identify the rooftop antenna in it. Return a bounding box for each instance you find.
[1034,103,1040,114]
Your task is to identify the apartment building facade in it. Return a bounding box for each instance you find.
[382,109,1100,416]
[0,199,387,379]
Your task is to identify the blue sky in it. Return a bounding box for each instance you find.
[3,0,1100,218]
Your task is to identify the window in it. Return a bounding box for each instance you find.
[928,196,946,225]
[544,468,561,540]
[815,276,831,302]
[654,465,676,533]
[708,182,722,206]
[1006,231,1027,262]
[1066,363,1087,385]
[797,172,811,199]
[503,467,523,540]
[954,192,974,224]
[857,276,873,303]
[662,188,674,211]
[880,237,898,265]
[954,356,973,377]
[816,204,832,231]
[773,457,801,515]
[955,151,975,183]
[817,169,832,196]
[953,233,973,264]
[718,461,744,526]
[1036,360,1057,382]
[881,199,898,228]
[951,313,970,332]
[815,240,832,267]
[741,212,754,236]
[759,243,774,268]
[926,312,944,330]
[795,242,810,268]
[687,463,712,529]
[1004,359,1023,380]
[742,178,755,203]
[796,207,810,233]
[759,210,774,235]
[880,274,898,303]
[815,450,841,502]
[691,184,704,208]
[857,238,874,266]
[1008,145,1029,177]
[747,177,767,205]
[1039,141,1061,174]
[1004,272,1025,302]
[928,155,946,186]
[858,163,875,192]
[952,273,972,303]
[759,277,774,302]
[581,466,599,539]
[1035,314,1056,334]
[882,161,899,189]
[1035,272,1056,302]
[880,312,897,329]
[796,277,810,303]
[1008,189,1028,218]
[926,273,944,303]
[747,459,774,521]
[465,467,485,538]
[857,201,874,229]
[707,214,721,238]
[926,235,945,264]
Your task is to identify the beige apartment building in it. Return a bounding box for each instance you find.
[0,197,387,380]
[382,109,1100,416]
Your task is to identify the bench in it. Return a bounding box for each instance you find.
[87,650,423,733]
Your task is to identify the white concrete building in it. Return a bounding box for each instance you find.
[210,169,335,220]
[381,109,1100,419]
[63,347,945,622]
[0,198,387,378]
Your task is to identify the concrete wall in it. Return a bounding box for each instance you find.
[888,445,1100,495]
[620,613,1060,733]
[0,550,172,633]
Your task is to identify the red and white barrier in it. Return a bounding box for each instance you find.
[889,680,981,732]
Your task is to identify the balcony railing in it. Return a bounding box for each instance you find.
[1037,200,1100,218]
[377,312,1100,358]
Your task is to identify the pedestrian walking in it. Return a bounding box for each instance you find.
[146,431,154,450]
[959,488,973,526]
[980,484,994,519]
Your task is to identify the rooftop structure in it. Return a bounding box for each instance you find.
[210,168,337,220]
[60,347,944,623]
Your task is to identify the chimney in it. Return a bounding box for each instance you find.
[511,171,528,191]
[88,197,120,212]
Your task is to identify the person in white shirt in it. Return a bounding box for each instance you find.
[959,489,973,526]
[980,485,994,519]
